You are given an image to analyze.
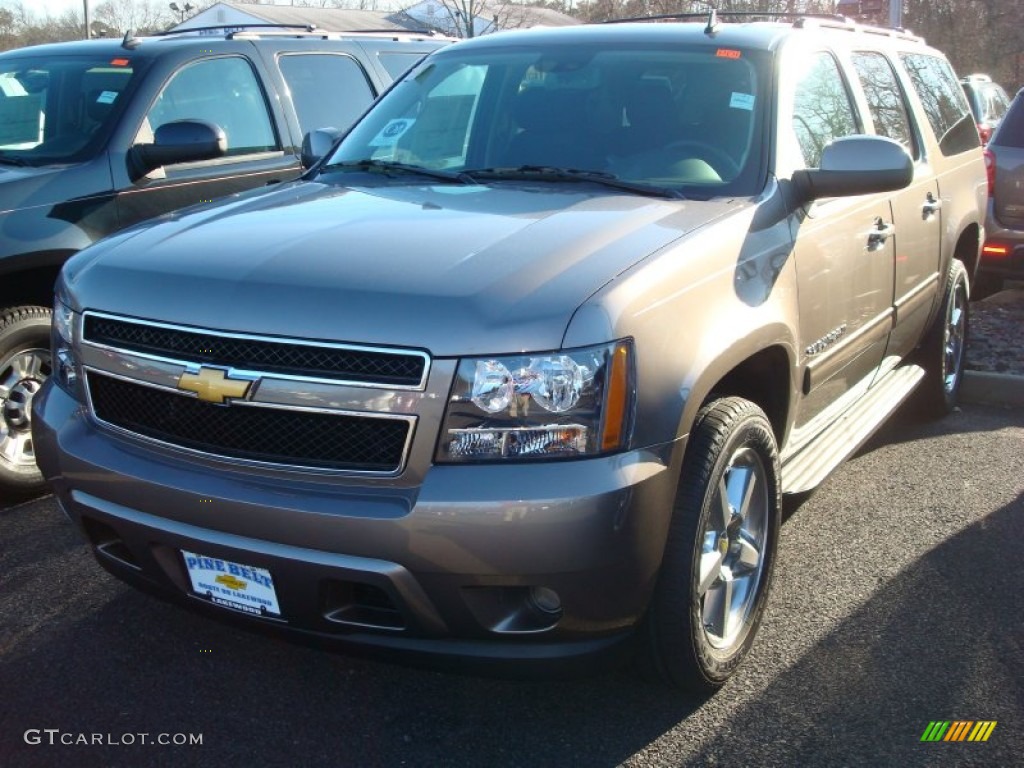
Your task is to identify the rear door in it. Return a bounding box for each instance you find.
[898,53,985,323]
[849,50,942,362]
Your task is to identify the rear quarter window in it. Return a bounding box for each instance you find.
[900,53,978,156]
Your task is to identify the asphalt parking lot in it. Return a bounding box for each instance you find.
[1,401,1021,767]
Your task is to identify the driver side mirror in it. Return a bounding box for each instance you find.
[129,119,226,180]
[792,135,913,203]
[301,127,343,170]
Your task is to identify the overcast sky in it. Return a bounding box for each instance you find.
[31,0,87,16]
[19,1,198,18]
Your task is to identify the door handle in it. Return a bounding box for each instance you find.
[866,217,895,251]
[923,193,942,218]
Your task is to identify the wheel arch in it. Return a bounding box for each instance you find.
[952,222,982,294]
[679,343,794,454]
[0,254,74,310]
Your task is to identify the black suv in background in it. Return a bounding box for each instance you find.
[0,27,449,497]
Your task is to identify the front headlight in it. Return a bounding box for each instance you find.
[52,296,81,398]
[437,341,634,462]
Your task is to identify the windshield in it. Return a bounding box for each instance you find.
[328,42,769,196]
[0,54,141,165]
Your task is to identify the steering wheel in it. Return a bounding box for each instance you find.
[664,140,741,179]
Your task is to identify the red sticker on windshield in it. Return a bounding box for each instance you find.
[716,49,742,59]
[110,58,130,66]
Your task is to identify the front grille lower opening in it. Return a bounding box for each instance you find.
[321,579,406,630]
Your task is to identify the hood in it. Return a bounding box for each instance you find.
[0,163,65,215]
[0,160,110,214]
[65,178,743,356]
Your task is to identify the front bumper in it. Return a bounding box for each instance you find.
[33,381,683,672]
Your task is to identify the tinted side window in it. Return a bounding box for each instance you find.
[142,57,277,156]
[851,51,916,157]
[900,54,978,155]
[279,53,375,135]
[792,52,859,168]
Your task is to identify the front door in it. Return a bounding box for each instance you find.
[112,55,301,229]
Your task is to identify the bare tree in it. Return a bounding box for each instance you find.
[94,0,178,34]
[403,0,532,38]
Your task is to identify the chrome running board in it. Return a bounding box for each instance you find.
[781,364,925,494]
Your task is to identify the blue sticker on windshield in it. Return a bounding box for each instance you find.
[730,92,754,111]
[370,118,414,147]
[96,90,119,105]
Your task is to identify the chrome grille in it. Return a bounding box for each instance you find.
[83,313,427,388]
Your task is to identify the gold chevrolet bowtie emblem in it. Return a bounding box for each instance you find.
[215,574,248,591]
[177,367,253,404]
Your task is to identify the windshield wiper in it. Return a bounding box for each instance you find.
[463,166,685,199]
[322,159,475,184]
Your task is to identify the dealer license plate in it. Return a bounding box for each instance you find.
[182,550,281,617]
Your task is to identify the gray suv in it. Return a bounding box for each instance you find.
[0,27,449,497]
[979,86,1024,294]
[33,14,986,692]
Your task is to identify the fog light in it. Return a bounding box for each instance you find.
[528,586,562,614]
[56,348,78,391]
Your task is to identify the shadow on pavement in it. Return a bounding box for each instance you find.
[688,494,1024,767]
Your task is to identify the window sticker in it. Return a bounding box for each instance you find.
[716,49,742,59]
[730,92,755,111]
[369,118,414,147]
[96,91,119,105]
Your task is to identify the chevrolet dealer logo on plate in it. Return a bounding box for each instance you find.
[215,574,248,591]
[177,366,254,404]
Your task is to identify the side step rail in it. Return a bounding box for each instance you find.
[781,364,925,494]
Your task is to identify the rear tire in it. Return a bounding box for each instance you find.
[642,397,781,692]
[918,259,969,417]
[0,306,52,499]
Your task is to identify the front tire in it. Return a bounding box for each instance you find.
[643,397,781,692]
[0,306,53,499]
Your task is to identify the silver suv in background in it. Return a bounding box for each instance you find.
[33,14,986,692]
[961,73,1011,144]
